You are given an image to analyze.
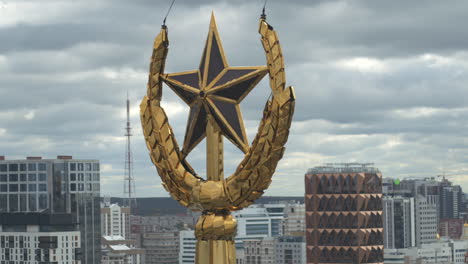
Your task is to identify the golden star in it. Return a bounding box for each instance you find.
[161,13,268,157]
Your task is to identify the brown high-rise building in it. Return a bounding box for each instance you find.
[305,163,383,264]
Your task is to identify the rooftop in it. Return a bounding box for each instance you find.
[307,163,380,174]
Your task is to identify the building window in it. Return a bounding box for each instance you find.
[70,173,76,181]
[38,174,47,181]
[0,184,7,192]
[70,163,76,171]
[85,163,92,171]
[246,224,269,235]
[20,194,27,211]
[28,174,36,181]
[38,194,47,209]
[77,164,84,171]
[9,174,18,182]
[19,164,27,172]
[0,164,6,172]
[0,194,7,211]
[28,163,36,171]
[0,174,6,182]
[20,174,27,182]
[9,184,18,192]
[38,184,47,192]
[9,194,18,211]
[70,184,76,191]
[93,173,99,181]
[29,184,37,192]
[8,164,18,172]
[92,163,99,171]
[38,163,47,171]
[28,194,37,211]
[20,184,27,192]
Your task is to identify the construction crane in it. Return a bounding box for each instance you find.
[437,173,465,182]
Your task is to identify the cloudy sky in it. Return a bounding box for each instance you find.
[1,0,467,197]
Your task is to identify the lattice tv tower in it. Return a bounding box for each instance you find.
[124,93,137,214]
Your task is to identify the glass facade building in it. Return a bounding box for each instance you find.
[0,156,101,264]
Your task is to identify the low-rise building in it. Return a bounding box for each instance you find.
[101,235,144,264]
[383,238,468,264]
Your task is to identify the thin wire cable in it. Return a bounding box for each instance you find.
[163,0,176,26]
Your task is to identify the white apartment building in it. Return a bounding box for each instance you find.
[0,213,81,264]
[179,230,196,264]
[101,202,130,239]
[234,204,286,240]
[415,195,438,246]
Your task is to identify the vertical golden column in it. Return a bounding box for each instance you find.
[195,117,236,264]
[206,116,224,181]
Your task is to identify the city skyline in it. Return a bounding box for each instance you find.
[0,0,467,197]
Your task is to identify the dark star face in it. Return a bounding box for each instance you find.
[161,13,268,157]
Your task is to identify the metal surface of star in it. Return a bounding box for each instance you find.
[161,13,268,157]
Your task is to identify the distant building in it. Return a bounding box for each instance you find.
[414,194,438,246]
[0,213,81,263]
[179,230,196,264]
[101,202,144,263]
[439,218,464,240]
[440,184,463,219]
[101,235,144,264]
[244,237,275,264]
[282,203,305,237]
[179,202,295,263]
[233,203,285,240]
[305,163,383,264]
[101,202,130,239]
[142,231,179,264]
[243,236,306,264]
[0,156,101,263]
[383,196,416,248]
[384,238,467,264]
[384,177,447,247]
[274,236,306,264]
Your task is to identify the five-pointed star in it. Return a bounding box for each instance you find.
[161,13,268,157]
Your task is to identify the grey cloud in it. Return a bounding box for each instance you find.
[1,0,467,196]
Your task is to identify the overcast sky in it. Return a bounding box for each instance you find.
[0,0,467,197]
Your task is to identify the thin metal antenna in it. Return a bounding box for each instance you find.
[124,92,137,229]
[163,0,176,26]
[261,0,268,19]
